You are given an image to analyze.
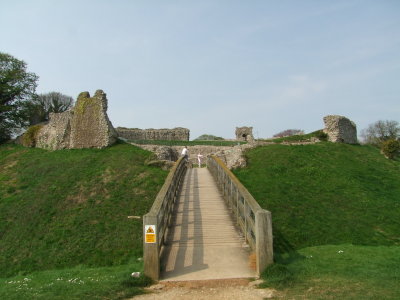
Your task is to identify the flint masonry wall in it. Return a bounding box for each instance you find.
[36,111,72,149]
[28,90,117,150]
[116,127,190,141]
[69,90,117,148]
[323,115,357,144]
[235,126,254,142]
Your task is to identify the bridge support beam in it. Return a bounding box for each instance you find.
[143,214,160,281]
[255,210,273,276]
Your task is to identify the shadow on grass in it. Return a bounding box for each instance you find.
[260,229,305,288]
[273,229,305,264]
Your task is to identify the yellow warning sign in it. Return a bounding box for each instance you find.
[145,225,156,243]
[146,234,155,243]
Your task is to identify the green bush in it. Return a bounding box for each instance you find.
[21,124,43,147]
[381,139,400,159]
[313,130,328,141]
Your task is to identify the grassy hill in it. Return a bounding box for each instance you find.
[0,142,168,299]
[1,140,399,299]
[233,142,400,298]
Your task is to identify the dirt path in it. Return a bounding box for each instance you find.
[130,279,277,300]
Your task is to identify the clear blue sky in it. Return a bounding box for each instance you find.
[1,0,399,139]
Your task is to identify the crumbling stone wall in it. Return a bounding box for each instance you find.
[132,144,251,169]
[70,90,117,148]
[36,111,72,149]
[235,127,254,142]
[133,144,230,162]
[214,144,252,169]
[23,90,117,150]
[323,115,357,144]
[155,146,180,161]
[116,127,189,141]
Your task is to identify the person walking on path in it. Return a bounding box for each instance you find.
[197,153,204,168]
[181,146,189,162]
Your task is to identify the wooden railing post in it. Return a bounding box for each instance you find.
[143,158,187,281]
[207,155,273,276]
[143,214,159,280]
[255,210,273,276]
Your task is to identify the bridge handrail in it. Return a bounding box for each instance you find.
[207,155,273,275]
[143,157,187,280]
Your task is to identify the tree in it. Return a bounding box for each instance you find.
[26,92,74,125]
[381,139,400,159]
[0,52,38,143]
[361,120,400,145]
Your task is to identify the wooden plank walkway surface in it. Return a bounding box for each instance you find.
[160,167,255,281]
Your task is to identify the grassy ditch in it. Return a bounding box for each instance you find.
[233,142,400,298]
[0,142,168,292]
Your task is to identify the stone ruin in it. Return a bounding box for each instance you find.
[116,127,189,141]
[235,126,254,142]
[323,115,357,144]
[21,90,117,150]
[134,143,252,170]
[154,146,180,161]
[134,126,259,170]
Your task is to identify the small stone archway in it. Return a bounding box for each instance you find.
[235,127,254,142]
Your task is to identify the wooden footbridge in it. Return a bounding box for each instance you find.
[143,156,273,281]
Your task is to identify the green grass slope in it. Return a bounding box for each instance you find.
[262,244,400,299]
[0,142,168,278]
[234,142,400,252]
[234,142,400,299]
